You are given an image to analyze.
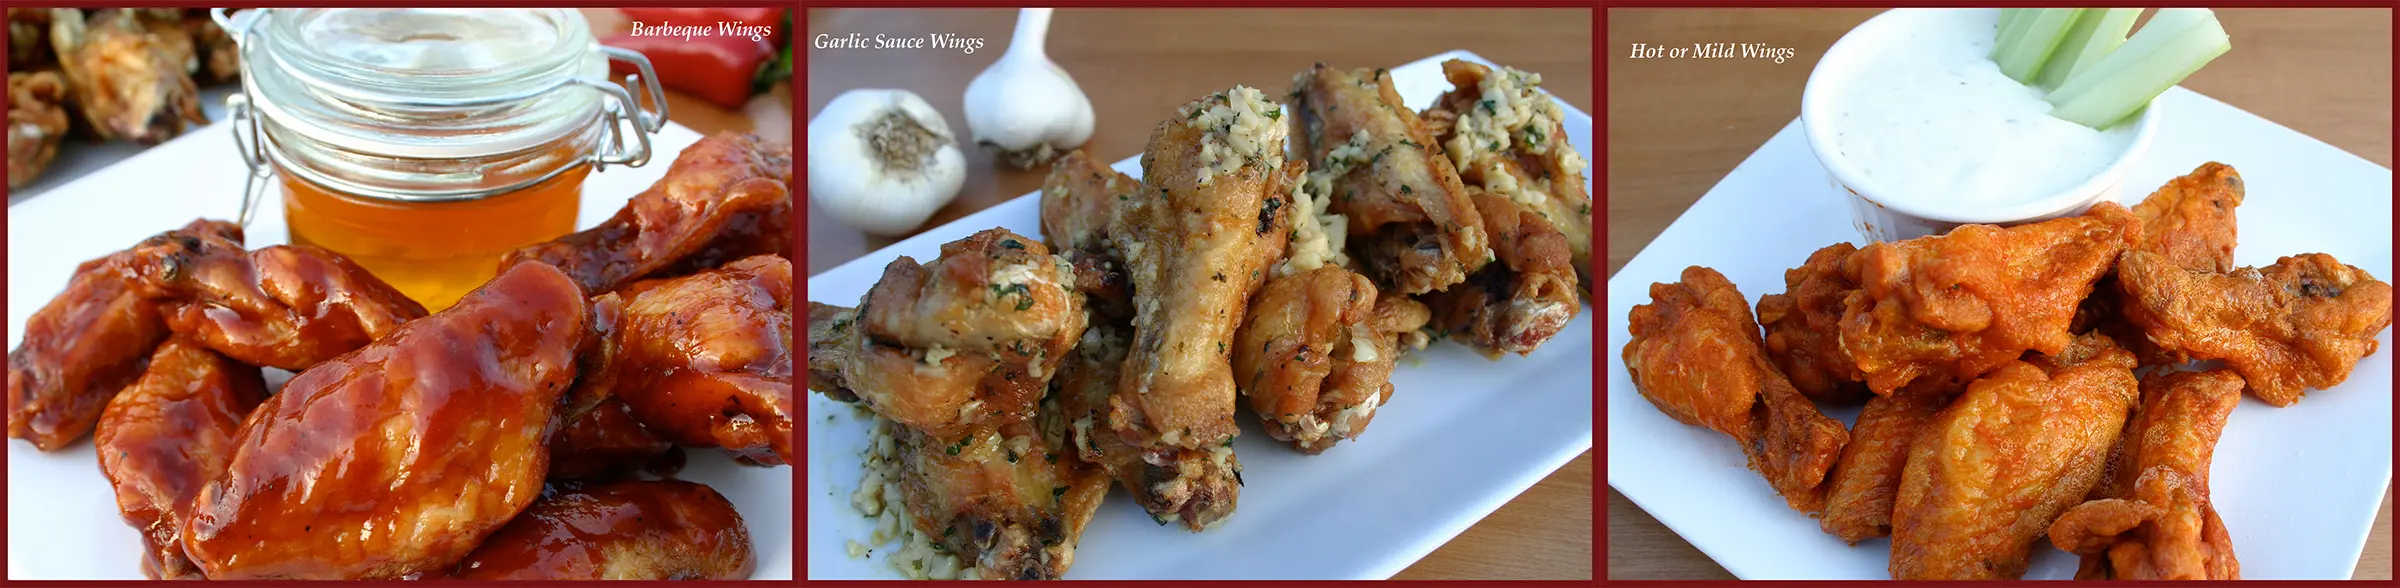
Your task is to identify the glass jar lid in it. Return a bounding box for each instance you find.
[216,8,667,208]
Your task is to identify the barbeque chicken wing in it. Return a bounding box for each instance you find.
[1817,379,1954,544]
[109,220,428,371]
[5,221,219,450]
[1840,202,2139,395]
[546,397,678,480]
[94,338,265,580]
[1423,59,1594,291]
[452,480,754,580]
[8,70,71,188]
[1289,63,1488,296]
[2115,251,2393,406]
[1422,190,1580,357]
[584,255,793,466]
[1889,333,2140,580]
[1625,266,1849,514]
[180,262,588,579]
[807,229,1085,443]
[2047,368,2242,580]
[501,132,792,295]
[1757,242,1871,405]
[1095,86,1300,528]
[1232,267,1430,453]
[49,8,205,144]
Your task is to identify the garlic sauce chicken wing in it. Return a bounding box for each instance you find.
[1289,63,1487,296]
[1423,59,1594,291]
[180,262,588,579]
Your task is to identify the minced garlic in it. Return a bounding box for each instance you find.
[1443,66,1567,170]
[1185,86,1289,186]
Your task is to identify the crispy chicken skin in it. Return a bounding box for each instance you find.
[1232,267,1429,453]
[1889,333,2139,580]
[885,403,1111,580]
[1758,242,1871,405]
[807,229,1086,443]
[1039,149,1138,256]
[584,255,792,466]
[1839,202,2139,395]
[2048,368,2242,580]
[180,262,588,580]
[49,8,205,144]
[1817,379,1953,544]
[8,70,71,188]
[1109,87,1295,458]
[2115,251,2393,406]
[6,231,178,451]
[502,132,792,295]
[94,338,265,580]
[1056,320,1234,530]
[1290,63,1489,296]
[452,480,755,580]
[1625,266,1849,514]
[1423,59,1594,291]
[110,220,428,371]
[1424,189,1580,357]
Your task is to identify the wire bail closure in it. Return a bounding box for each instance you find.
[214,8,669,225]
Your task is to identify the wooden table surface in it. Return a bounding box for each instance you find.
[806,8,1594,580]
[1606,8,2393,580]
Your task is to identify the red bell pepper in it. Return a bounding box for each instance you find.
[604,33,772,110]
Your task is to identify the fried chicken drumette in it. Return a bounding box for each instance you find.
[2048,368,2243,580]
[2115,251,2393,406]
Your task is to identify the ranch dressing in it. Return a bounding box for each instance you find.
[1828,8,2135,206]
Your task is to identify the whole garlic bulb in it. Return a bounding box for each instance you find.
[963,8,1094,169]
[807,89,967,236]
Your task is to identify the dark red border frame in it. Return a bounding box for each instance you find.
[0,2,800,586]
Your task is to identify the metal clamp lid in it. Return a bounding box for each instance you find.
[213,8,670,225]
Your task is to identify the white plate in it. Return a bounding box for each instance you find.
[1605,87,2394,580]
[5,120,796,579]
[805,49,1596,580]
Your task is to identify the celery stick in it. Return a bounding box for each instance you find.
[2035,8,2141,90]
[1992,8,2085,84]
[2048,8,2231,128]
[1999,8,2024,35]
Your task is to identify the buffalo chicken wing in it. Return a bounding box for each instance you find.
[2115,251,2393,406]
[2048,368,2242,580]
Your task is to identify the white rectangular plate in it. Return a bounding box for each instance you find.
[5,121,795,579]
[806,49,1596,580]
[1605,87,2395,580]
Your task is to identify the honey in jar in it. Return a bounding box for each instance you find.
[223,7,665,309]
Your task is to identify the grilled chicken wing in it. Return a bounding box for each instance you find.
[1290,63,1488,295]
[1097,86,1299,528]
[1626,266,1850,514]
[180,262,588,579]
[1232,267,1427,453]
[1840,202,2139,395]
[584,255,793,466]
[94,338,265,580]
[6,221,216,450]
[49,8,205,144]
[2115,251,2392,406]
[1889,333,2139,580]
[110,220,428,371]
[807,229,1085,443]
[1422,59,1593,291]
[1422,189,1580,356]
[2047,368,2242,580]
[8,70,71,188]
[502,132,792,295]
[452,480,754,580]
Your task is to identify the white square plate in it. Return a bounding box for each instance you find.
[5,121,795,579]
[806,50,1596,580]
[1605,87,2394,580]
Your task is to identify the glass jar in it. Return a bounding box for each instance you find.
[217,8,666,309]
